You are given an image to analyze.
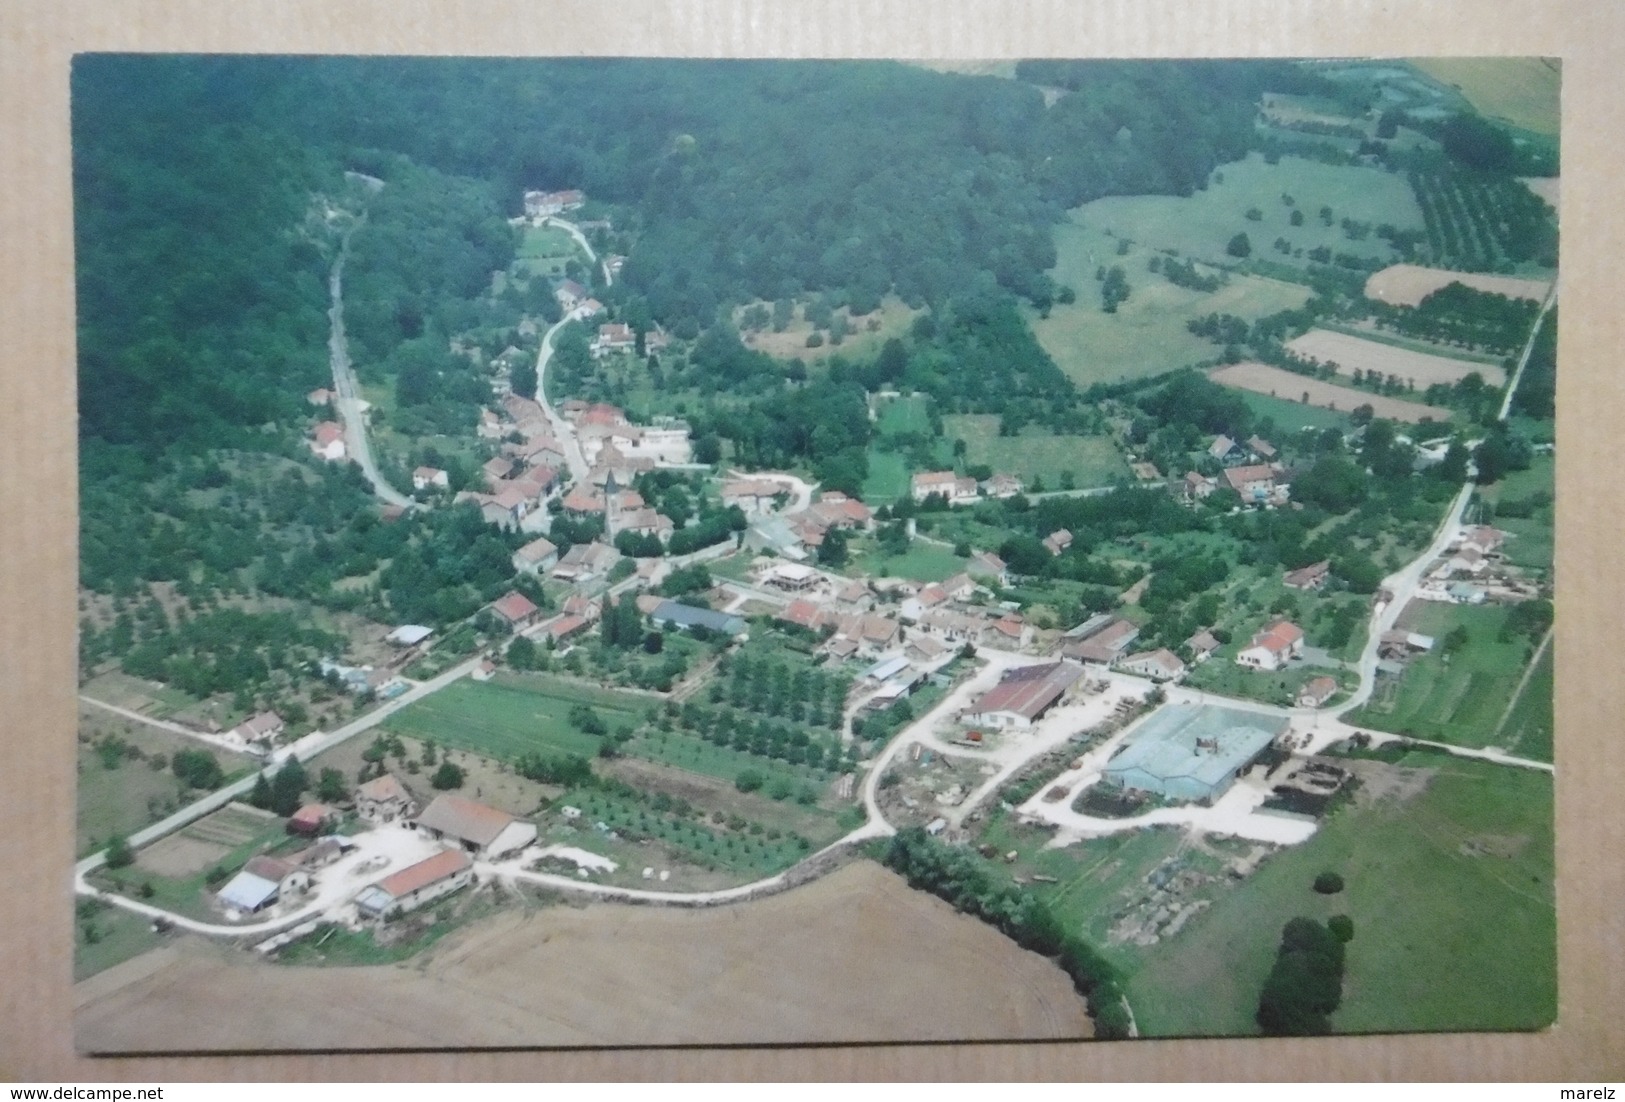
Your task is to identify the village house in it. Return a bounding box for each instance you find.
[477,408,505,439]
[590,322,636,359]
[1445,545,1489,576]
[967,551,1009,587]
[482,456,515,486]
[1236,619,1305,672]
[962,661,1086,729]
[1119,648,1188,682]
[1208,435,1244,465]
[721,477,787,516]
[307,388,335,406]
[987,614,1033,649]
[1283,560,1331,590]
[1461,525,1509,557]
[550,541,622,587]
[775,598,824,633]
[1246,435,1278,462]
[355,849,475,921]
[488,590,543,631]
[806,492,875,532]
[356,774,414,824]
[905,634,949,664]
[1043,529,1074,556]
[553,278,589,312]
[231,710,285,746]
[900,583,952,622]
[1130,461,1162,482]
[1185,629,1222,663]
[1181,470,1219,504]
[980,473,1024,498]
[512,536,560,576]
[415,794,537,859]
[309,422,346,462]
[1297,675,1339,708]
[544,613,591,646]
[911,470,979,505]
[412,466,449,492]
[1223,463,1286,506]
[920,609,985,645]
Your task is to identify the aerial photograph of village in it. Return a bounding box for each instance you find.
[69,55,1558,1051]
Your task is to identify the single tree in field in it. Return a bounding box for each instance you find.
[431,761,466,790]
[1226,232,1252,258]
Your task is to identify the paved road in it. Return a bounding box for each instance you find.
[326,216,416,511]
[1337,480,1474,716]
[78,695,256,758]
[76,655,483,878]
[1496,279,1559,422]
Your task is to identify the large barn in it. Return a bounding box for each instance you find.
[962,661,1085,729]
[1101,703,1288,805]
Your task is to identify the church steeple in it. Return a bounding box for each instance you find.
[603,470,622,539]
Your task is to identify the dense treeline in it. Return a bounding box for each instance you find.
[1369,282,1540,356]
[881,828,1132,1039]
[74,56,334,454]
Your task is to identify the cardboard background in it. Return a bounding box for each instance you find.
[2,0,1619,1080]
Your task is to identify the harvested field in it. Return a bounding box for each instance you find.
[75,861,1093,1051]
[1208,362,1453,423]
[1286,328,1504,388]
[1364,264,1552,308]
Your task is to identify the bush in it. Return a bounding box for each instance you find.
[1313,871,1345,895]
[431,761,466,790]
[1328,914,1355,943]
[104,834,134,869]
[735,768,764,793]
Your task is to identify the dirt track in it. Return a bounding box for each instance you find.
[75,861,1093,1052]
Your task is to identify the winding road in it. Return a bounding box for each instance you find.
[326,214,417,511]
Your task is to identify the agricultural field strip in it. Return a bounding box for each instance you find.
[1286,328,1505,388]
[1363,264,1552,309]
[1208,362,1454,423]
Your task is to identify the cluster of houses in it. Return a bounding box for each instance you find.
[760,550,1024,667]
[910,470,1024,505]
[1418,524,1517,605]
[1181,435,1292,508]
[561,400,692,469]
[213,774,542,927]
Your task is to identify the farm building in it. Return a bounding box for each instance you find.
[415,794,537,859]
[1101,703,1289,805]
[1118,648,1187,681]
[355,849,475,921]
[215,855,311,914]
[648,601,747,638]
[962,661,1085,729]
[1061,618,1140,665]
[386,624,433,647]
